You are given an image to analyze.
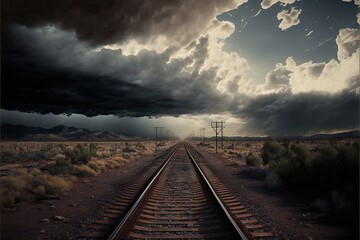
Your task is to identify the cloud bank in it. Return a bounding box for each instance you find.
[2,0,245,47]
[1,1,359,136]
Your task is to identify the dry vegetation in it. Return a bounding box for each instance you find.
[0,141,160,208]
[197,138,359,223]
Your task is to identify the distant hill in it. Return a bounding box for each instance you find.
[0,124,134,141]
[304,130,359,140]
[206,130,359,141]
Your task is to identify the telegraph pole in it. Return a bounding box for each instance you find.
[211,122,225,153]
[154,127,164,154]
[200,128,206,143]
[221,122,224,150]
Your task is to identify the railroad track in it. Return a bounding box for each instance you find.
[80,143,273,239]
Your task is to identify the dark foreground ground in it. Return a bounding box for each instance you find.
[1,143,357,239]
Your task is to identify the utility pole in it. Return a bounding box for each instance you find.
[211,122,225,153]
[200,128,206,143]
[219,122,225,150]
[154,127,164,154]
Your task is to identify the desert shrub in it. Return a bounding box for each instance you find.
[282,139,291,149]
[73,164,98,177]
[246,153,263,167]
[269,142,359,220]
[122,152,130,159]
[45,157,74,175]
[104,159,121,169]
[97,150,112,158]
[261,139,286,164]
[1,150,19,163]
[2,175,28,192]
[89,143,97,155]
[0,168,72,206]
[17,149,50,161]
[88,160,107,173]
[32,185,46,199]
[197,142,210,147]
[39,144,55,159]
[13,168,29,176]
[270,158,303,188]
[46,165,74,176]
[44,175,71,195]
[135,142,146,149]
[64,144,95,164]
[55,157,72,167]
[284,142,310,168]
[227,142,235,150]
[123,145,136,153]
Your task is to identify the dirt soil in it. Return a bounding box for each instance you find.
[1,143,357,240]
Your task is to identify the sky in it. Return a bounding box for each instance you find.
[1,0,359,138]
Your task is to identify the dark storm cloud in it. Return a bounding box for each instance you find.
[1,26,229,117]
[2,0,359,137]
[2,25,359,136]
[2,0,238,46]
[237,88,359,136]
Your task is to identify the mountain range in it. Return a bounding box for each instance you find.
[0,124,132,141]
[207,130,359,141]
[1,124,358,141]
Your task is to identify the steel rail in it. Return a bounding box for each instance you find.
[184,142,248,240]
[107,143,181,240]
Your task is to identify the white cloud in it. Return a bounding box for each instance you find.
[342,0,360,5]
[286,56,358,94]
[336,28,360,60]
[277,7,302,31]
[305,30,313,37]
[253,28,359,95]
[254,63,292,94]
[251,9,262,18]
[261,0,295,9]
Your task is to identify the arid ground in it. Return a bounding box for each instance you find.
[1,140,358,239]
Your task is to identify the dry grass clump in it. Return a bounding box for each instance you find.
[96,150,112,158]
[0,141,155,207]
[73,164,98,177]
[1,168,72,207]
[104,159,121,169]
[87,160,107,173]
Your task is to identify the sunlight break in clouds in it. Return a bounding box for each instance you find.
[261,28,360,94]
